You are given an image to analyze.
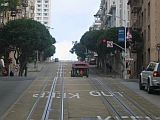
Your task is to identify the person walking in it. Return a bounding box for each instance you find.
[0,56,5,76]
[109,65,112,72]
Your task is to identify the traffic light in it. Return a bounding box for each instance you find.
[8,57,13,63]
[127,70,131,74]
[126,60,129,68]
[102,39,107,43]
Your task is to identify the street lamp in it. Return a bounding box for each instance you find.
[107,13,127,79]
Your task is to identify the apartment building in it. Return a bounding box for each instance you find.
[34,0,51,29]
[91,0,130,78]
[128,0,160,78]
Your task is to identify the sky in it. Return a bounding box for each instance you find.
[50,1,100,61]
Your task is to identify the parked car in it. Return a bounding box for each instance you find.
[139,61,160,94]
[55,58,59,62]
[89,58,96,65]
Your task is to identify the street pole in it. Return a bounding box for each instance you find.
[124,20,127,79]
[36,50,38,71]
[107,13,127,79]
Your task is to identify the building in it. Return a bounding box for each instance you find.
[128,0,160,78]
[34,0,51,29]
[91,0,131,78]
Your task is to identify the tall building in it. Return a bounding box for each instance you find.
[128,0,160,78]
[34,0,51,28]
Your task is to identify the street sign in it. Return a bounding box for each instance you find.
[84,52,88,55]
[122,53,129,57]
[156,44,160,51]
[107,41,113,47]
[126,58,133,60]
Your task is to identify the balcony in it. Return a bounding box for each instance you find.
[133,20,142,31]
[128,0,142,13]
[131,43,143,53]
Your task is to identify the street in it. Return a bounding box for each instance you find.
[0,61,160,120]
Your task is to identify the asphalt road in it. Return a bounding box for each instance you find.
[0,62,160,119]
[116,78,160,108]
[0,77,36,117]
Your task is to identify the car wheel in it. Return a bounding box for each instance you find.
[139,77,145,90]
[147,81,154,94]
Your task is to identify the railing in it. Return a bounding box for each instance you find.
[133,20,142,31]
[131,43,143,53]
[131,0,142,13]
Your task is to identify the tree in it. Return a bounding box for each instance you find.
[1,18,55,76]
[80,30,106,52]
[70,42,86,61]
[0,0,19,12]
[43,45,56,61]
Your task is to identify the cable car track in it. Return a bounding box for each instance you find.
[2,62,160,120]
[26,62,65,120]
[88,77,157,120]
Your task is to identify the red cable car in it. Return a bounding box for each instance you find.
[71,61,89,77]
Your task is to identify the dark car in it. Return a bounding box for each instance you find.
[55,58,59,62]
[89,58,96,65]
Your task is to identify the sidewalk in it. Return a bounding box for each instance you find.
[27,62,46,72]
[92,67,121,78]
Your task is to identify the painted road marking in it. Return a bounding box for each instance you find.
[97,116,160,120]
[33,91,123,98]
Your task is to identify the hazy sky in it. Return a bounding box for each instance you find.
[50,1,100,60]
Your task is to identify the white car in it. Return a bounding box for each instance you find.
[139,62,160,94]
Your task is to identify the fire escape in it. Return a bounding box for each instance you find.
[128,0,143,53]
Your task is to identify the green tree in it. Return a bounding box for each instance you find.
[43,45,56,61]
[70,42,86,61]
[0,0,19,12]
[1,18,55,76]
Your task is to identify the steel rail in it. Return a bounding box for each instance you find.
[41,77,58,120]
[101,77,155,120]
[26,77,51,120]
[60,63,65,120]
[95,78,139,119]
[88,78,122,120]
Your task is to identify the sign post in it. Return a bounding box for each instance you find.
[156,44,160,61]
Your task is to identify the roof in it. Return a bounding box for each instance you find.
[72,61,89,69]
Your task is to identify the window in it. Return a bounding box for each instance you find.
[147,63,155,71]
[37,9,41,11]
[148,25,150,41]
[43,17,48,20]
[44,13,48,16]
[44,22,48,24]
[148,2,150,17]
[36,13,41,16]
[37,0,41,3]
[44,5,48,7]
[44,9,48,12]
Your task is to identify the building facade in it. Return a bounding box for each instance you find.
[34,0,51,29]
[91,0,131,78]
[128,0,160,78]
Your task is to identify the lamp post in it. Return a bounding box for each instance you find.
[107,14,127,79]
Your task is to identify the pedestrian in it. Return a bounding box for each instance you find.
[34,59,36,68]
[109,65,112,72]
[79,69,83,75]
[0,56,5,76]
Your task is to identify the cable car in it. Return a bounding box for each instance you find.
[71,61,89,77]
